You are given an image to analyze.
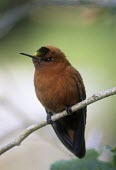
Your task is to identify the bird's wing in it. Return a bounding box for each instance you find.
[67,66,87,158]
[49,66,87,158]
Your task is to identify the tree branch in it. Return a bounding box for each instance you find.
[0,87,116,156]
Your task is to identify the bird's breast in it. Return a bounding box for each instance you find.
[34,70,78,113]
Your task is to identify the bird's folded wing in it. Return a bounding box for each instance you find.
[51,66,87,158]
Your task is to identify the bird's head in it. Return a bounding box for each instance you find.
[20,46,70,69]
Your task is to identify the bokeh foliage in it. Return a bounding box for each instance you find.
[51,148,116,170]
[0,1,116,169]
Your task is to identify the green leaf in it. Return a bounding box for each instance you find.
[84,149,98,160]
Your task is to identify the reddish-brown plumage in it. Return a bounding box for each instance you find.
[34,46,83,112]
[20,46,87,158]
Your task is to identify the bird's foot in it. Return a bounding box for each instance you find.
[46,113,53,124]
[66,106,73,115]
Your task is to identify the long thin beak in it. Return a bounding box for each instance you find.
[19,52,38,59]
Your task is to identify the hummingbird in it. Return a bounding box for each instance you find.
[20,46,87,158]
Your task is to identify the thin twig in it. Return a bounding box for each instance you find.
[0,87,116,156]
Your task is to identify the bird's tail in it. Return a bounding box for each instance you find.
[73,110,86,158]
[52,108,86,158]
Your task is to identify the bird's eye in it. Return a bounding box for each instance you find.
[43,57,53,62]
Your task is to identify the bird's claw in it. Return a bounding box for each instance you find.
[46,114,53,124]
[66,106,73,115]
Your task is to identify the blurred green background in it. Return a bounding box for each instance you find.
[0,0,116,170]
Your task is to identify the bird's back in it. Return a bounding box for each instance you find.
[51,66,87,158]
